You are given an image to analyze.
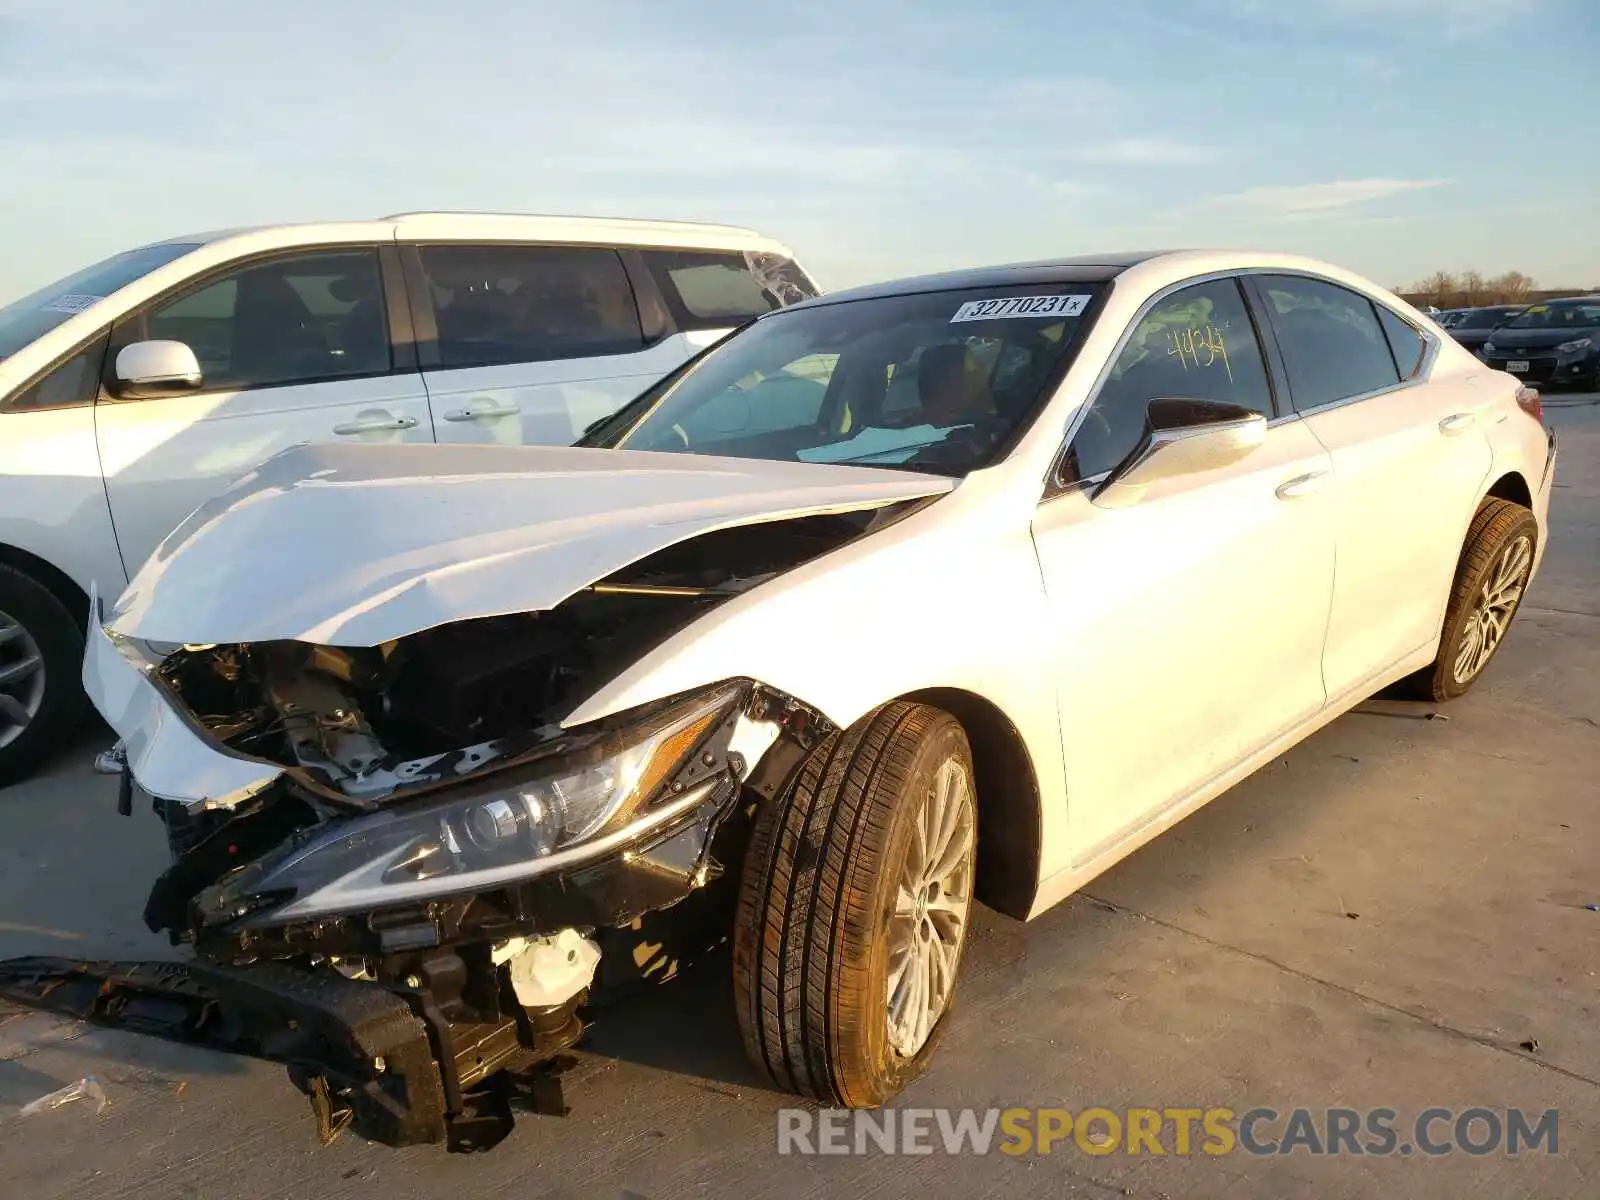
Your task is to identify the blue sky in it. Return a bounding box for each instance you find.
[1,0,1596,301]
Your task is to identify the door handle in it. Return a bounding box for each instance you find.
[1275,469,1330,500]
[1438,412,1476,435]
[443,400,521,422]
[332,413,418,435]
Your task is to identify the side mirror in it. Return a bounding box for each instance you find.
[113,340,202,400]
[1093,397,1268,509]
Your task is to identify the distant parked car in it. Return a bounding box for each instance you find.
[1447,305,1527,355]
[0,212,818,784]
[1434,308,1470,329]
[1481,296,1600,389]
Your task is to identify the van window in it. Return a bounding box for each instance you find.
[128,250,390,391]
[642,250,818,331]
[3,334,109,411]
[417,245,644,368]
[0,242,199,361]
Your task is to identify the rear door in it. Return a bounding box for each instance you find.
[94,247,434,576]
[407,243,691,445]
[1253,274,1493,700]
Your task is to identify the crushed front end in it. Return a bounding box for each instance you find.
[3,588,833,1151]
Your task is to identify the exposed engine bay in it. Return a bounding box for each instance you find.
[0,507,920,1153]
[153,510,884,806]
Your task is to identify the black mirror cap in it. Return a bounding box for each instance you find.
[1144,396,1262,435]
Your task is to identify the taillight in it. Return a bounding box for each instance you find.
[1515,385,1543,424]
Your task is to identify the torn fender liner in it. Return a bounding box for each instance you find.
[108,441,954,647]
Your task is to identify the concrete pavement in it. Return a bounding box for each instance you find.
[2,398,1596,1199]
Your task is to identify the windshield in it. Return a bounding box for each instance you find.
[0,242,201,360]
[1462,307,1520,327]
[1504,301,1600,331]
[586,284,1103,475]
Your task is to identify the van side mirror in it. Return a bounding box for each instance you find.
[1093,397,1268,509]
[113,340,203,400]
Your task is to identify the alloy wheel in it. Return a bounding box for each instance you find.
[886,754,976,1058]
[0,607,47,750]
[1452,534,1532,685]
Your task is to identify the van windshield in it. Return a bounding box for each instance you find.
[0,242,201,360]
[584,285,1102,476]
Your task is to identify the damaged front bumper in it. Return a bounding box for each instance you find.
[82,584,284,812]
[2,673,833,1152]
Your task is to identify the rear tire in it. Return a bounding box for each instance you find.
[0,564,86,787]
[732,702,976,1107]
[1407,499,1538,702]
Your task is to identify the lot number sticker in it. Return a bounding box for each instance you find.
[951,294,1091,323]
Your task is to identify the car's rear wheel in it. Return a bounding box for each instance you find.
[1408,498,1538,702]
[733,702,976,1106]
[0,564,86,787]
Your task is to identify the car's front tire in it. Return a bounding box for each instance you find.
[0,564,87,787]
[1408,498,1539,702]
[733,701,977,1106]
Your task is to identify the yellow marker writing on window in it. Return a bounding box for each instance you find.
[1166,325,1233,382]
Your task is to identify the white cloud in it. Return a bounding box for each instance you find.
[1073,137,1224,166]
[1210,178,1448,219]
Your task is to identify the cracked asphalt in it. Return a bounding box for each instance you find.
[2,398,1596,1199]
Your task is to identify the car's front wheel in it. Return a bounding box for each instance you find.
[733,702,977,1106]
[0,564,86,787]
[1409,498,1539,702]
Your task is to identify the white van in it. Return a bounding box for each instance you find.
[0,213,818,783]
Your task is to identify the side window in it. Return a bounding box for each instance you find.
[1066,278,1273,481]
[642,249,818,331]
[1376,305,1426,379]
[4,334,109,411]
[126,250,389,392]
[1259,275,1401,410]
[417,245,644,368]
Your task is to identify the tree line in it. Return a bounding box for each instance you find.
[1397,270,1596,309]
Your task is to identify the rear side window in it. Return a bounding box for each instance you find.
[1376,305,1426,379]
[3,334,109,411]
[417,245,644,368]
[642,249,818,331]
[1259,276,1400,411]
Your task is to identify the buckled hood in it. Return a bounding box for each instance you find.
[106,441,955,647]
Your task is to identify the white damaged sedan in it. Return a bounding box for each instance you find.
[13,250,1556,1149]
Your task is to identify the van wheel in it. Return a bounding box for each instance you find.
[733,702,976,1107]
[1409,499,1538,702]
[0,564,87,787]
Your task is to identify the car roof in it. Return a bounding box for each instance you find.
[789,252,1168,309]
[143,212,791,255]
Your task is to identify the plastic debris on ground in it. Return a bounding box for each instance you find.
[16,1076,109,1118]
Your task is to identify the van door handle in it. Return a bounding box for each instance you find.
[1439,412,1476,435]
[1275,469,1330,500]
[443,400,521,422]
[332,413,418,435]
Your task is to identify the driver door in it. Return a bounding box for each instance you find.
[1029,276,1336,865]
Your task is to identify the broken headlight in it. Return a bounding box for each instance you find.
[232,685,741,922]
